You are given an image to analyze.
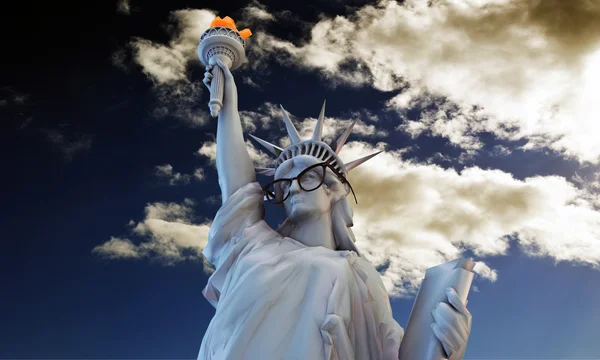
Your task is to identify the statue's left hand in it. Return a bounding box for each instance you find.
[431,287,472,359]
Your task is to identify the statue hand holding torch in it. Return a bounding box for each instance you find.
[198,16,251,117]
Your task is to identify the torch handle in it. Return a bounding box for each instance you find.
[209,63,224,118]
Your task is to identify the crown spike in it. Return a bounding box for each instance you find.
[333,120,357,154]
[312,100,326,141]
[280,105,302,144]
[344,151,382,172]
[248,134,283,156]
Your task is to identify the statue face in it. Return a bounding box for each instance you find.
[276,157,333,223]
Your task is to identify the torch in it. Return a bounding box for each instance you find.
[198,16,252,117]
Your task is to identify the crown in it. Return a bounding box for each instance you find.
[250,100,382,178]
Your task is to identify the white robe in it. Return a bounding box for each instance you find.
[198,183,404,360]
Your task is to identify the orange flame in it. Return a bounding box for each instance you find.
[209,16,252,40]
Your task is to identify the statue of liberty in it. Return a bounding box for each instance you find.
[197,17,472,360]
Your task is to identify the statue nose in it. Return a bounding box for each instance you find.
[289,179,302,194]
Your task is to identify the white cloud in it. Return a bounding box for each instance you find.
[131,9,215,84]
[111,48,129,72]
[294,111,388,144]
[155,164,207,185]
[239,102,280,132]
[249,22,371,87]
[491,145,512,157]
[42,129,92,161]
[130,9,215,126]
[155,164,191,185]
[94,199,214,273]
[93,237,140,259]
[132,39,187,84]
[116,0,131,15]
[197,141,217,161]
[393,94,486,151]
[250,0,600,163]
[423,152,454,166]
[473,262,498,283]
[193,168,205,181]
[572,172,600,210]
[336,141,600,297]
[152,81,209,126]
[0,89,31,108]
[242,76,261,89]
[203,194,221,205]
[242,1,275,22]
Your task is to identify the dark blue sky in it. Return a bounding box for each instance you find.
[2,0,600,359]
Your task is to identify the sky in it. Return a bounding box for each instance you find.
[2,0,600,358]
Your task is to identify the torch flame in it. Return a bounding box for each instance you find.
[209,16,252,40]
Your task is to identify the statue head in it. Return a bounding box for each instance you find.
[273,155,349,222]
[250,101,381,254]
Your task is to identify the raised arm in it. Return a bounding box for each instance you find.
[204,59,256,204]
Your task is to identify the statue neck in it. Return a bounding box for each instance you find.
[289,213,336,251]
